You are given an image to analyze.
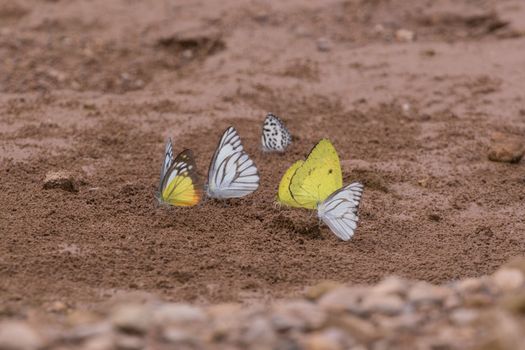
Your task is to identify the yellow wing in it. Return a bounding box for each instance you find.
[276,160,304,207]
[159,149,202,206]
[289,139,342,209]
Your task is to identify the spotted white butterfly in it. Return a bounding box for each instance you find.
[261,113,291,152]
[206,127,260,199]
[317,182,364,241]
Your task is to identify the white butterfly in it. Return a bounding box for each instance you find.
[206,127,260,199]
[261,113,292,152]
[317,182,364,241]
[158,137,174,192]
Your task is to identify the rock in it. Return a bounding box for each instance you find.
[0,321,42,350]
[207,303,243,341]
[450,308,478,325]
[501,292,525,314]
[82,335,114,350]
[478,310,524,350]
[47,301,68,313]
[162,328,199,346]
[318,287,366,315]
[114,334,144,350]
[316,37,332,52]
[361,294,404,316]
[504,257,525,275]
[303,328,352,350]
[336,316,380,343]
[154,304,207,325]
[271,300,327,331]
[395,29,416,42]
[43,171,78,192]
[407,282,449,305]
[111,304,151,334]
[463,293,494,308]
[443,293,461,310]
[488,132,524,163]
[240,316,276,348]
[457,278,485,294]
[492,268,524,293]
[305,281,342,301]
[371,276,408,296]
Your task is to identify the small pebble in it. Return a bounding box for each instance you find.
[395,29,416,42]
[0,321,42,350]
[371,276,407,296]
[305,280,342,301]
[43,171,78,192]
[272,300,327,331]
[361,294,404,316]
[154,303,207,325]
[408,282,449,305]
[316,37,332,52]
[488,132,524,163]
[492,268,525,292]
[450,308,478,325]
[111,304,151,334]
[304,328,348,350]
[114,334,144,350]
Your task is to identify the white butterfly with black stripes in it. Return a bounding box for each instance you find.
[261,113,291,152]
[317,182,364,241]
[206,127,260,199]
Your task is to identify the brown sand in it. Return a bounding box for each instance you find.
[1,0,525,313]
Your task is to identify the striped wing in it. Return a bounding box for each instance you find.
[261,113,291,152]
[158,149,202,206]
[159,138,174,190]
[207,127,260,199]
[317,182,364,241]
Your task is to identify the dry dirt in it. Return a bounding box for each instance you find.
[1,0,525,317]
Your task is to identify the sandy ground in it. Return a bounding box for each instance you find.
[1,0,525,316]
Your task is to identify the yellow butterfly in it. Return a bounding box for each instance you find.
[277,139,364,241]
[156,138,202,206]
[277,139,342,209]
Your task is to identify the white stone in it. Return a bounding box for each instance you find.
[492,268,525,293]
[0,322,42,350]
[371,276,408,296]
[154,304,207,325]
[450,309,478,326]
[361,294,404,315]
[111,304,151,334]
[408,282,449,304]
[395,29,416,42]
[272,300,326,331]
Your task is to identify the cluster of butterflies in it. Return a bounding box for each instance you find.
[156,113,364,241]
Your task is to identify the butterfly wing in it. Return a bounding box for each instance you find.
[207,127,260,199]
[276,160,304,207]
[317,182,364,241]
[159,138,174,190]
[159,149,202,206]
[261,113,292,152]
[289,139,343,209]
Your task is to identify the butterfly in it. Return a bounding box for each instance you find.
[277,139,364,240]
[156,138,203,206]
[206,127,260,199]
[261,113,292,152]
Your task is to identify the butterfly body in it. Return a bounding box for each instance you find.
[206,127,260,199]
[261,113,292,152]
